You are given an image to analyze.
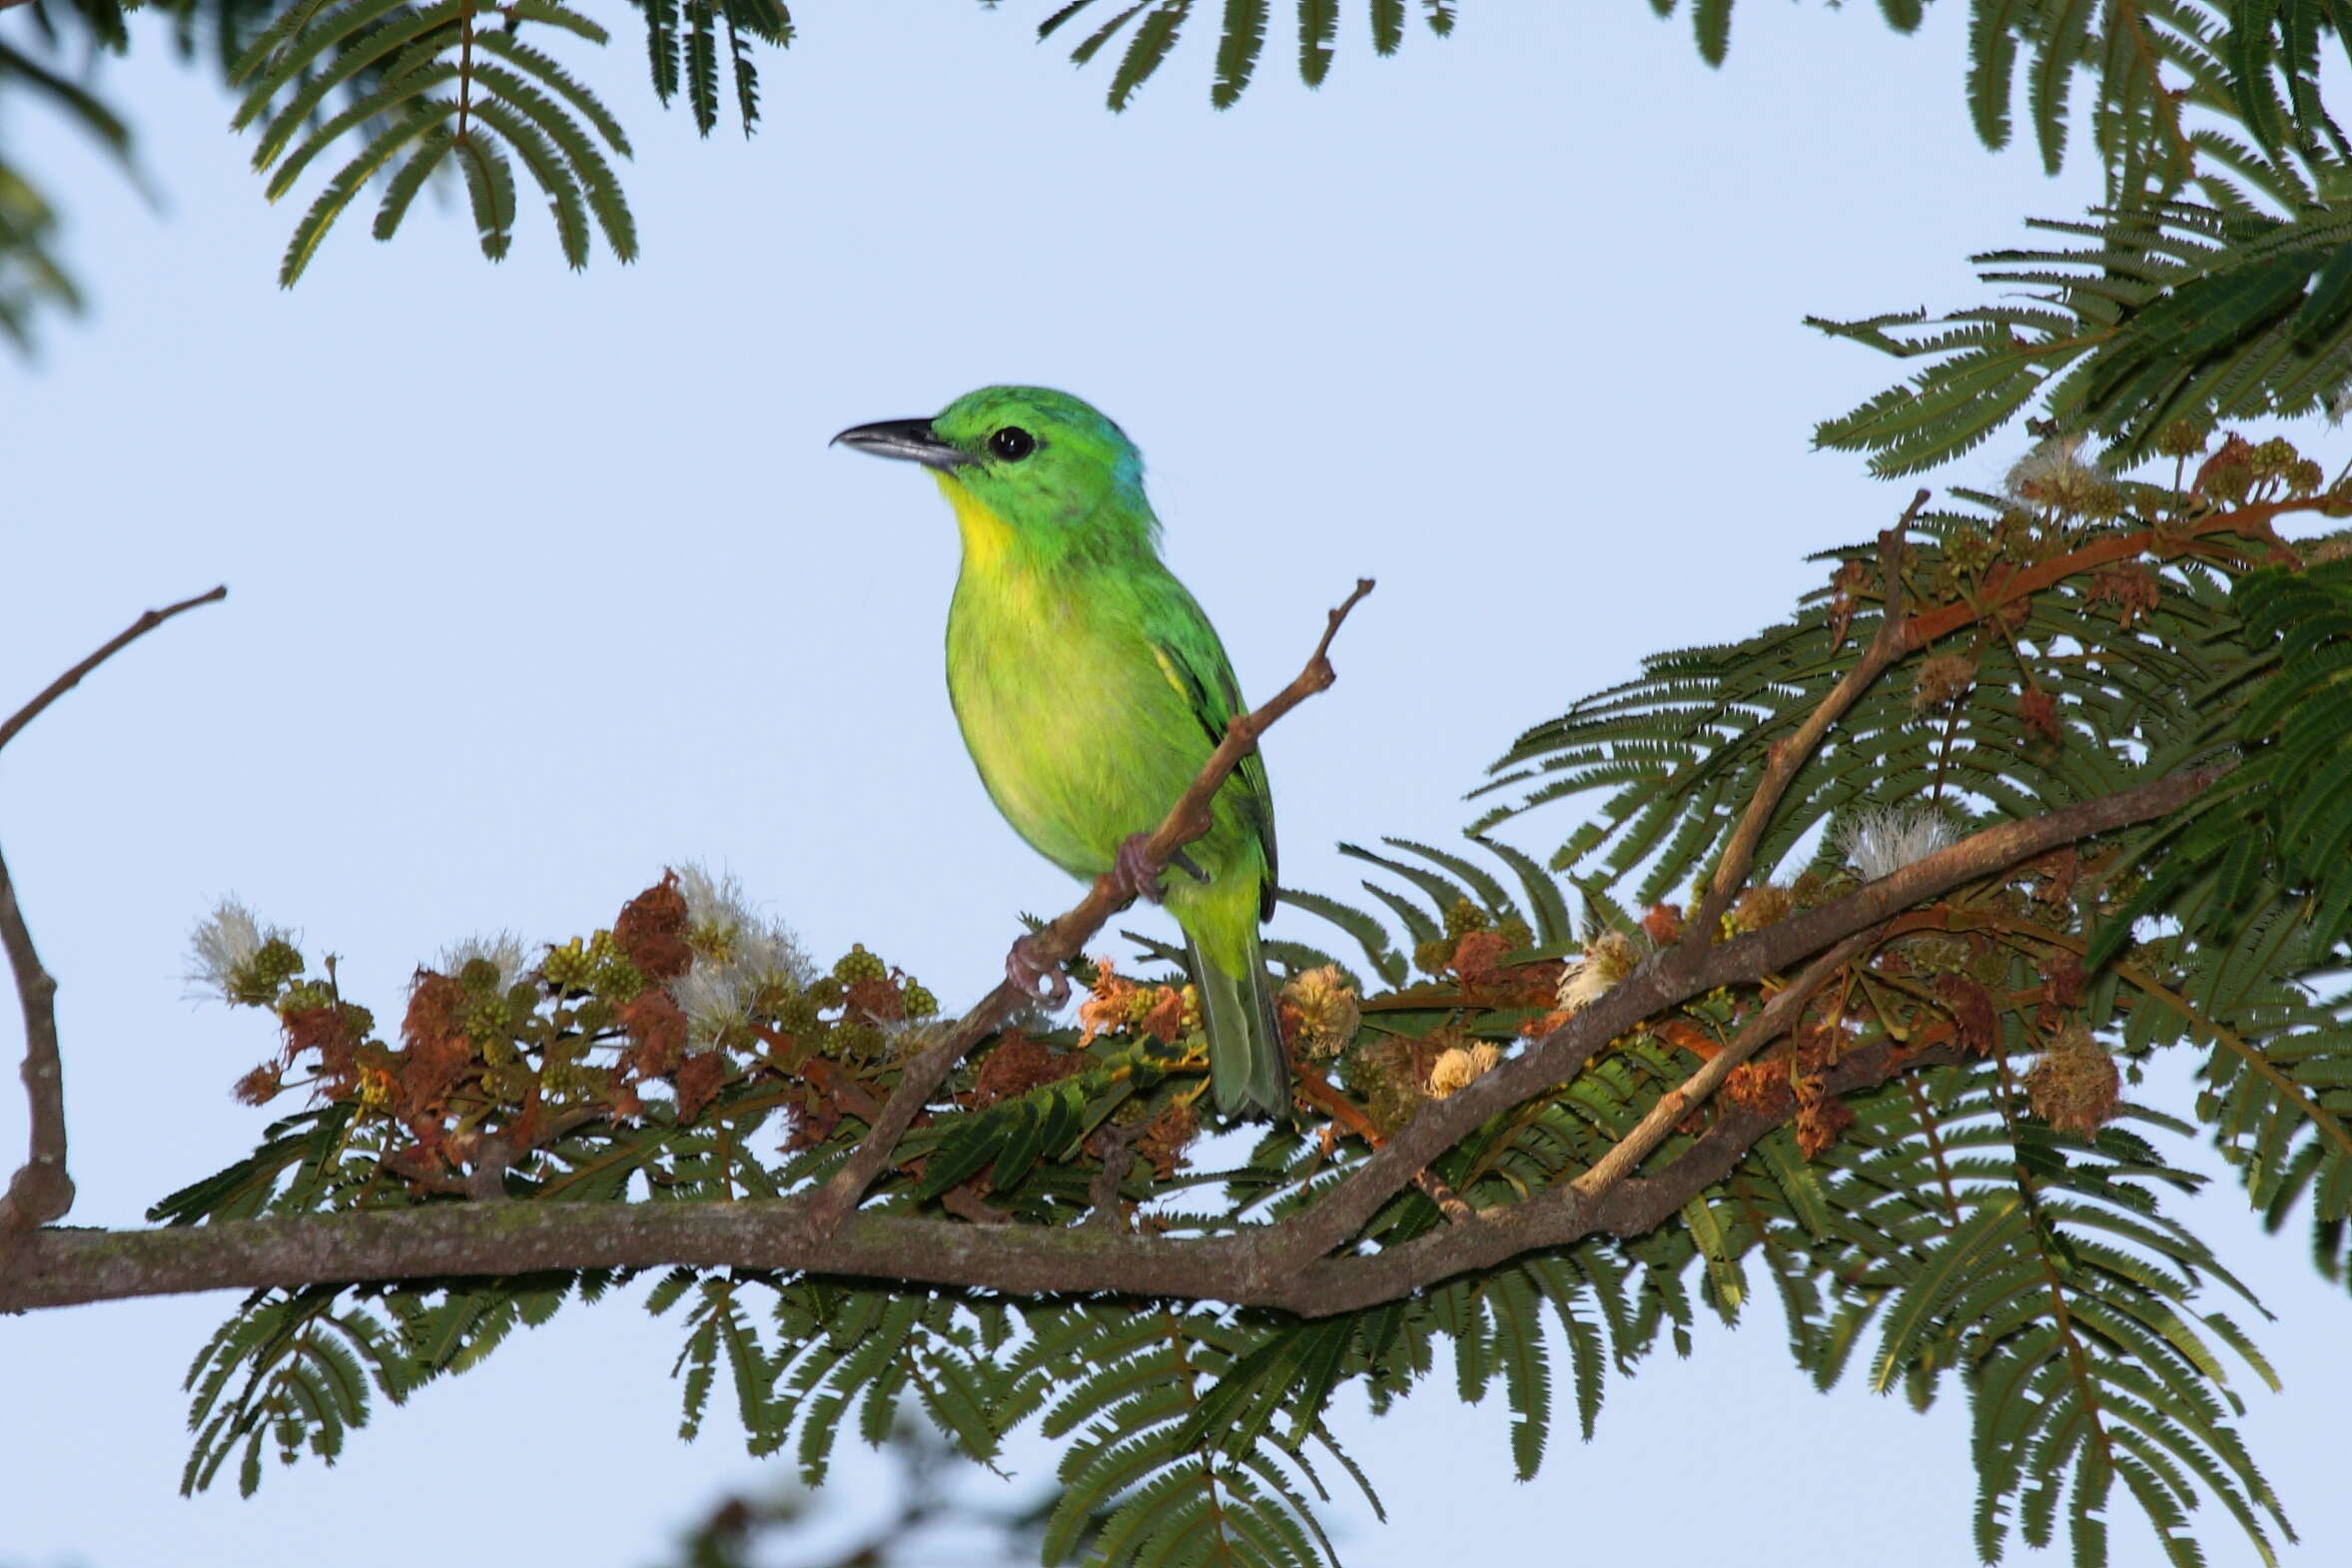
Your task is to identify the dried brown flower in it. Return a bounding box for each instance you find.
[613,871,693,984]
[2026,1026,2121,1137]
[1795,1094,1856,1159]
[2019,687,2064,745]
[1450,930,1513,991]
[845,974,907,1027]
[397,970,475,1120]
[674,1051,728,1123]
[619,991,688,1078]
[283,1003,364,1097]
[1136,1097,1199,1179]
[2192,432,2256,503]
[1724,1057,1793,1116]
[969,1031,1085,1107]
[1936,975,1999,1057]
[1912,652,1978,712]
[232,1064,284,1107]
[1732,885,1795,932]
[2084,563,2161,629]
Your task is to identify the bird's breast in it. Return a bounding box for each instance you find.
[945,565,1193,881]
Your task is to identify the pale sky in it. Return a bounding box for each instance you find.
[4,5,2347,1566]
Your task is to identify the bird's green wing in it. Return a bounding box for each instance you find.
[1145,602,1277,922]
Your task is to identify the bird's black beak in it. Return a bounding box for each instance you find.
[829,417,973,471]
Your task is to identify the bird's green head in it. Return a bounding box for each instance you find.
[833,386,1155,563]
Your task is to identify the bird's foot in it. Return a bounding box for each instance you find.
[1007,930,1072,1008]
[1111,834,1167,906]
[1110,835,1210,907]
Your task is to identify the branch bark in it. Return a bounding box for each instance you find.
[0,844,69,1242]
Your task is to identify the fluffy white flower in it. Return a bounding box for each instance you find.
[2004,431,2113,506]
[673,863,814,1043]
[1555,929,1643,1015]
[434,932,528,993]
[1834,804,1960,882]
[187,898,292,1001]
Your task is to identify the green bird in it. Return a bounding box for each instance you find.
[834,386,1288,1119]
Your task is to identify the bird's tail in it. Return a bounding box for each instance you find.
[1184,920,1289,1120]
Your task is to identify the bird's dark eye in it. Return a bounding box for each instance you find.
[990,426,1036,461]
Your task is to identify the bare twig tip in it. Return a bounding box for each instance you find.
[0,583,233,758]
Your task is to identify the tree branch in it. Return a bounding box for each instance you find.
[0,758,2220,1316]
[792,577,1375,1237]
[0,587,229,1248]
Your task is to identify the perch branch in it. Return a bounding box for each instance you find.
[796,578,1375,1236]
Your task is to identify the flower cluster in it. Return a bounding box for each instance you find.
[1278,965,1360,1059]
[190,871,940,1190]
[1076,958,1195,1049]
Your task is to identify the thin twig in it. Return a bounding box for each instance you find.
[0,585,228,757]
[0,842,69,1240]
[1085,1123,1140,1231]
[798,578,1376,1238]
[0,586,230,1247]
[1690,498,1923,945]
[1294,1064,1472,1223]
[1568,934,1870,1204]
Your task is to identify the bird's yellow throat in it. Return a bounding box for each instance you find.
[934,473,1016,573]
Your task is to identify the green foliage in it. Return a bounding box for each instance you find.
[0,19,135,349]
[1800,0,2352,468]
[1812,199,2352,473]
[153,460,2352,1567]
[228,0,642,283]
[0,0,797,300]
[1448,455,2352,1563]
[1036,0,1454,109]
[181,1284,411,1497]
[1814,1071,2288,1565]
[635,0,793,135]
[1021,1305,1359,1567]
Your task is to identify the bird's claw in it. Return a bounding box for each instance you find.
[1111,834,1205,906]
[1112,833,1167,906]
[1007,931,1072,1008]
